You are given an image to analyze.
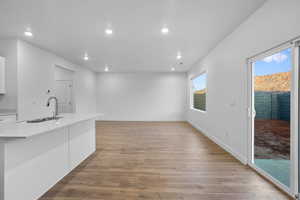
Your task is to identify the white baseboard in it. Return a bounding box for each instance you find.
[188,120,247,165]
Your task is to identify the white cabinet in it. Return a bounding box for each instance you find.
[0,57,5,94]
[4,128,70,200]
[1,118,96,200]
[69,120,96,170]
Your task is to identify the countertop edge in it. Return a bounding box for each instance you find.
[0,113,103,139]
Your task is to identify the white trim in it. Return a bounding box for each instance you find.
[246,60,255,164]
[0,142,4,200]
[188,120,247,164]
[248,42,292,63]
[247,35,300,61]
[189,108,207,114]
[291,44,299,196]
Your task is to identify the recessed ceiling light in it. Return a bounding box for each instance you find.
[161,27,169,34]
[104,66,109,72]
[176,52,182,60]
[83,53,89,61]
[24,28,33,37]
[105,28,113,35]
[171,67,175,71]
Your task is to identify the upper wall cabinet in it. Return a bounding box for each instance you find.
[0,56,5,94]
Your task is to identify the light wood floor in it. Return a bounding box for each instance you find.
[40,121,291,200]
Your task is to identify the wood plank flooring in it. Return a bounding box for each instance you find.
[39,121,292,200]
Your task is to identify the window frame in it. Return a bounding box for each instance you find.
[190,70,207,113]
[246,39,300,196]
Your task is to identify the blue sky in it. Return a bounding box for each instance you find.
[192,73,206,91]
[254,48,292,76]
[192,49,291,90]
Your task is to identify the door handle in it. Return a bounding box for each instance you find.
[253,110,256,117]
[247,107,256,117]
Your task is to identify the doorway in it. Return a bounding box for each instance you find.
[247,41,299,196]
[54,65,75,113]
[55,80,74,113]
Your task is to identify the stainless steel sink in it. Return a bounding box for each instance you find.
[27,116,63,123]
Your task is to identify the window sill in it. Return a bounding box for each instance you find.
[190,108,207,114]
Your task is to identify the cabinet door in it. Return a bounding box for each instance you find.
[69,120,96,170]
[0,56,5,94]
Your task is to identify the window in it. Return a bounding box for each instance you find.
[191,73,207,111]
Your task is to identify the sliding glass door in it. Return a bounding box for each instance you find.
[253,48,292,187]
[248,42,299,195]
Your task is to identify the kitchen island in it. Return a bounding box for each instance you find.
[0,113,102,200]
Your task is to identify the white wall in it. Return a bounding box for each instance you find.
[187,0,300,163]
[54,65,74,81]
[17,40,97,121]
[97,72,187,121]
[0,39,18,111]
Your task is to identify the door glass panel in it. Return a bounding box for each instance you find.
[253,48,292,187]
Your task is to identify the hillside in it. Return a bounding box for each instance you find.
[194,89,206,94]
[255,72,291,92]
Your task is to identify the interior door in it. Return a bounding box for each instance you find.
[54,80,74,113]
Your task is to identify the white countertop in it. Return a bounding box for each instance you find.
[0,113,102,139]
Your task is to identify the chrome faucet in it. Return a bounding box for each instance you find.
[46,96,58,118]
